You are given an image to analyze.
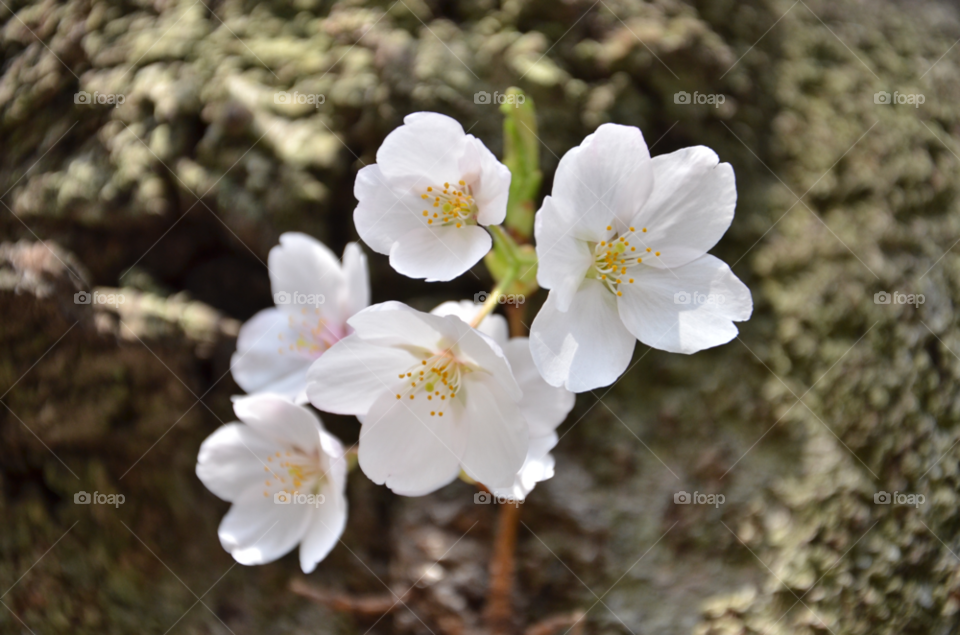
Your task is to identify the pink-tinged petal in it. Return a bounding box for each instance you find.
[503,338,575,438]
[340,242,370,321]
[490,432,558,501]
[218,487,314,566]
[631,147,736,269]
[459,372,528,489]
[618,254,752,354]
[430,300,509,345]
[196,424,285,502]
[298,484,347,573]
[269,233,344,315]
[463,135,511,226]
[232,394,325,454]
[388,225,492,282]
[306,334,419,415]
[376,112,468,185]
[231,308,318,404]
[551,123,653,239]
[358,388,467,496]
[354,164,430,255]
[529,280,636,393]
[534,195,593,311]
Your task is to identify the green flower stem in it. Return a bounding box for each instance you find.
[471,259,520,328]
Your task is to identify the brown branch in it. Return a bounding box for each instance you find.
[484,500,522,633]
[289,578,409,617]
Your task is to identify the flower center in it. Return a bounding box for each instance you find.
[420,180,478,228]
[277,309,342,358]
[394,349,470,417]
[262,448,325,496]
[591,224,661,297]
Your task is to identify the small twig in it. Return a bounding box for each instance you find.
[524,611,587,635]
[290,578,408,617]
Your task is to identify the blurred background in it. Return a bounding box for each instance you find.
[2,0,959,633]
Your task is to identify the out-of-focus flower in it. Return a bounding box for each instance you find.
[306,302,527,496]
[196,394,347,573]
[353,112,511,282]
[231,233,369,403]
[531,124,753,392]
[432,301,575,500]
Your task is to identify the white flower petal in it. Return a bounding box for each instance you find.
[430,300,509,345]
[347,302,446,349]
[376,112,468,185]
[232,394,324,453]
[490,432,558,501]
[631,146,737,269]
[503,338,575,438]
[389,225,492,282]
[298,485,347,573]
[340,242,370,321]
[218,487,314,566]
[464,135,511,226]
[459,372,528,488]
[196,424,285,502]
[353,164,430,255]
[269,233,345,315]
[358,389,467,496]
[618,254,753,354]
[530,280,636,392]
[306,334,419,415]
[551,123,653,238]
[231,308,315,403]
[533,195,594,310]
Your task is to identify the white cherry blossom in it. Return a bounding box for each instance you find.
[432,301,575,500]
[231,233,369,403]
[196,394,348,573]
[531,123,753,392]
[306,302,527,496]
[353,112,511,282]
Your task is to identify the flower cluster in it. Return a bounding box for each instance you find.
[196,110,751,572]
